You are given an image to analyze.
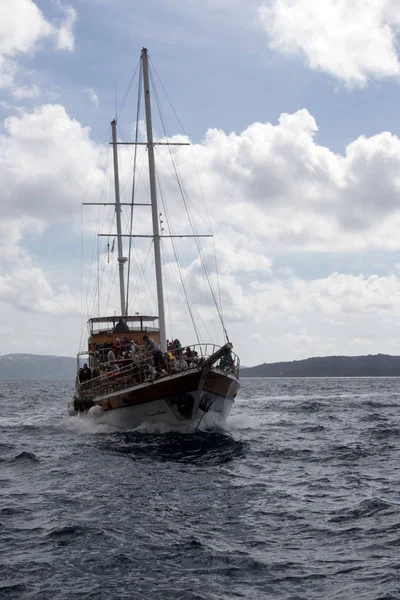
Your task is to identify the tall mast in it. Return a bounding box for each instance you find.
[141,47,167,352]
[111,119,127,317]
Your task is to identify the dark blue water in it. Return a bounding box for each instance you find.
[1,378,400,600]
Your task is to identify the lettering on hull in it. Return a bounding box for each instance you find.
[144,409,167,418]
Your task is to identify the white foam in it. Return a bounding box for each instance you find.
[64,414,118,435]
[64,411,234,436]
[227,412,263,431]
[133,420,196,434]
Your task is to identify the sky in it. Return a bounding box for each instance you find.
[2,0,400,366]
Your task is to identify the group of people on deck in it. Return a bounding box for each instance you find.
[165,339,200,373]
[140,335,200,375]
[79,334,201,383]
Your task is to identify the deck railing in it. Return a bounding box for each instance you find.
[77,343,239,399]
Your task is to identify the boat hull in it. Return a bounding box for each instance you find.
[69,368,239,430]
[90,389,233,429]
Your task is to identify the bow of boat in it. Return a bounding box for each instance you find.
[69,343,240,429]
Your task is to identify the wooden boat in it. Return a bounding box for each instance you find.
[68,48,240,429]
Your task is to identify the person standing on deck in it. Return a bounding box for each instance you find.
[173,339,183,356]
[79,363,91,382]
[130,340,139,356]
[107,348,116,363]
[143,334,167,373]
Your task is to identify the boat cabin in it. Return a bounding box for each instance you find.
[88,315,160,352]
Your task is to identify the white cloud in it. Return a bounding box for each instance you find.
[152,109,400,254]
[247,272,400,319]
[85,87,99,107]
[162,263,400,363]
[3,102,400,362]
[0,0,77,92]
[0,103,105,337]
[184,235,273,276]
[0,0,77,56]
[3,102,400,256]
[56,4,78,51]
[0,268,80,315]
[0,56,17,90]
[259,0,400,86]
[0,216,45,264]
[0,103,105,222]
[12,84,40,99]
[0,0,53,57]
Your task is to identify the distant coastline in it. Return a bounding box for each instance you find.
[240,354,400,378]
[0,354,75,381]
[1,352,400,381]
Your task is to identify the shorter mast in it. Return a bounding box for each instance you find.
[111,119,127,317]
[141,47,167,352]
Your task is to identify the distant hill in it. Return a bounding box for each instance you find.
[240,354,400,377]
[1,352,400,381]
[0,354,76,381]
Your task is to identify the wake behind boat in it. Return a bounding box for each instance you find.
[68,48,240,429]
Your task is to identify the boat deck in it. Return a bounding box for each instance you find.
[76,343,239,402]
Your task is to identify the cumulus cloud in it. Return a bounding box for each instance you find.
[0,268,80,315]
[0,0,53,57]
[160,259,400,362]
[0,216,45,265]
[259,0,400,86]
[3,103,400,253]
[0,0,77,93]
[174,265,400,362]
[0,103,105,221]
[4,102,400,266]
[247,272,400,319]
[180,265,400,326]
[3,102,400,361]
[154,109,400,253]
[0,104,104,335]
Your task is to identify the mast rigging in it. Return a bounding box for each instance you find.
[111,118,128,318]
[141,47,167,352]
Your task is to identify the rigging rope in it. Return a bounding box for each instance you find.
[116,60,140,120]
[126,59,142,314]
[79,125,111,349]
[84,167,109,320]
[150,57,224,323]
[150,64,230,343]
[150,60,226,341]
[128,240,156,313]
[87,186,116,319]
[160,239,213,342]
[79,203,84,351]
[156,173,201,344]
[105,260,118,316]
[79,60,146,350]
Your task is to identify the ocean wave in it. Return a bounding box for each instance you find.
[1,378,400,600]
[329,498,391,523]
[3,451,40,464]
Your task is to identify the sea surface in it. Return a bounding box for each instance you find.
[1,378,400,600]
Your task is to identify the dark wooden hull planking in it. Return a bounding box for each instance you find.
[97,368,240,412]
